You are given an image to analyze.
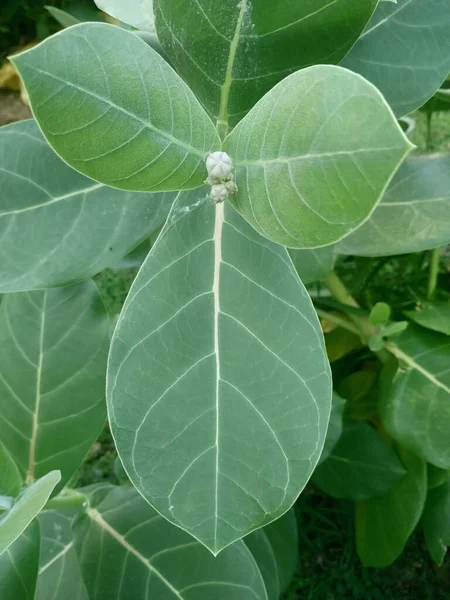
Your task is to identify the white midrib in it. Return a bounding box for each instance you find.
[38,541,73,574]
[88,508,183,599]
[387,343,450,395]
[27,292,47,483]
[213,202,224,550]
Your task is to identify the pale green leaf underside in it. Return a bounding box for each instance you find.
[0,521,40,600]
[155,0,377,126]
[423,480,450,565]
[383,326,450,469]
[224,65,412,248]
[342,0,450,117]
[0,471,60,556]
[405,303,450,337]
[95,0,155,32]
[0,120,175,293]
[337,155,450,256]
[73,485,268,599]
[356,449,426,568]
[0,440,22,498]
[108,192,331,553]
[312,422,405,501]
[0,283,109,490]
[12,23,219,192]
[35,509,88,600]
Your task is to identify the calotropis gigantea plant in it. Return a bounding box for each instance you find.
[1,0,450,597]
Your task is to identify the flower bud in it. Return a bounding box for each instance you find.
[206,151,233,180]
[210,184,229,203]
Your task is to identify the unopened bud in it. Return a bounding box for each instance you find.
[210,184,229,203]
[206,151,233,180]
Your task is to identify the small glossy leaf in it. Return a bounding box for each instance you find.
[155,0,377,127]
[312,423,405,501]
[12,23,219,192]
[0,120,175,292]
[35,509,88,600]
[0,441,21,498]
[0,521,40,600]
[337,155,450,256]
[356,449,427,567]
[319,393,346,464]
[369,303,391,327]
[224,65,412,248]
[0,471,60,555]
[244,530,279,600]
[405,302,450,336]
[289,246,334,285]
[73,485,268,599]
[342,0,450,117]
[0,283,109,489]
[108,193,331,553]
[383,326,450,469]
[95,0,155,32]
[423,480,450,565]
[263,509,298,593]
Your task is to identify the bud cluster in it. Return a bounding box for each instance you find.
[205,151,238,203]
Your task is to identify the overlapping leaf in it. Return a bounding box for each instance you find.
[383,326,450,469]
[0,283,109,489]
[244,531,279,600]
[319,393,346,464]
[262,510,298,594]
[108,192,331,553]
[73,485,268,599]
[355,449,427,567]
[0,120,175,292]
[342,0,450,117]
[0,521,40,600]
[12,23,219,192]
[0,441,21,497]
[337,155,450,256]
[423,480,450,565]
[224,65,412,248]
[289,246,334,285]
[405,302,450,336]
[155,0,377,128]
[95,0,155,32]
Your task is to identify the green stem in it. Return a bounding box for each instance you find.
[427,247,441,300]
[314,308,360,336]
[44,489,87,510]
[426,111,433,151]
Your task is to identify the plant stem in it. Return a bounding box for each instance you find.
[314,308,360,336]
[44,489,87,510]
[426,111,433,151]
[427,247,441,300]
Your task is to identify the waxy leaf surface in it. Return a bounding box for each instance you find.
[13,23,219,192]
[224,65,412,248]
[337,155,450,256]
[0,441,21,498]
[73,485,268,599]
[342,0,450,117]
[0,521,40,600]
[0,120,175,292]
[0,283,109,489]
[95,0,155,32]
[155,0,377,128]
[289,246,334,285]
[108,193,331,553]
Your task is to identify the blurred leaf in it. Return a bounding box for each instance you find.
[423,479,450,565]
[261,509,298,594]
[319,393,346,464]
[405,302,450,336]
[325,328,362,363]
[244,530,279,600]
[428,464,450,490]
[45,6,80,27]
[289,246,335,285]
[338,367,378,421]
[0,521,39,600]
[0,440,21,497]
[369,302,391,327]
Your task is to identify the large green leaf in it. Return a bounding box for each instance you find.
[244,530,279,600]
[154,0,377,130]
[342,0,450,117]
[0,283,109,489]
[423,480,450,565]
[0,440,21,498]
[73,485,268,599]
[289,246,335,285]
[95,0,155,32]
[355,449,427,567]
[224,65,412,248]
[383,326,450,469]
[108,192,331,553]
[337,155,450,256]
[0,471,60,556]
[0,521,40,600]
[35,509,88,600]
[12,23,219,192]
[312,423,405,501]
[263,509,298,594]
[0,119,174,293]
[405,302,450,337]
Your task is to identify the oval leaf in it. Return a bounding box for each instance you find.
[337,155,450,256]
[0,119,175,292]
[0,521,40,600]
[73,485,268,599]
[312,422,405,501]
[12,23,219,192]
[95,0,155,32]
[108,193,331,553]
[0,282,109,489]
[405,302,450,337]
[155,0,377,128]
[224,65,412,248]
[342,0,450,117]
[0,471,60,556]
[383,327,450,469]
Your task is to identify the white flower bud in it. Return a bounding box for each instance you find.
[225,180,238,194]
[210,184,229,203]
[206,151,233,180]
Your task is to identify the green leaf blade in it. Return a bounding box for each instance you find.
[423,480,450,565]
[0,441,22,498]
[108,193,331,553]
[0,521,40,600]
[224,65,412,248]
[12,23,219,192]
